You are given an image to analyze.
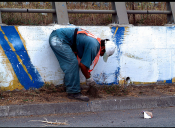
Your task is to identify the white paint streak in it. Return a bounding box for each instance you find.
[0,55,13,87]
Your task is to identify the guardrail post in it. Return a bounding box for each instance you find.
[111,2,129,24]
[111,2,119,24]
[52,2,57,23]
[170,2,175,23]
[54,2,69,25]
[167,2,172,23]
[166,2,175,23]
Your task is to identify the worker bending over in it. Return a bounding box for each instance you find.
[49,27,116,102]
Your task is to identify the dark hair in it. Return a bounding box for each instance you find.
[101,39,109,52]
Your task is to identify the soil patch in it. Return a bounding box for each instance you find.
[1,83,175,106]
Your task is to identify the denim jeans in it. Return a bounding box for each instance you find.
[49,35,80,93]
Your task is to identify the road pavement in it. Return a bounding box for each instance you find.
[1,95,175,117]
[1,106,175,127]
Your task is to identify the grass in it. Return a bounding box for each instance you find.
[0,2,169,26]
[22,99,29,102]
[0,90,4,99]
[0,87,6,99]
[100,84,129,96]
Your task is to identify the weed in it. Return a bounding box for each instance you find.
[102,85,129,96]
[23,99,29,102]
[139,91,143,94]
[9,92,12,97]
[39,83,58,93]
[0,91,4,99]
[29,87,37,91]
[0,88,6,99]
[43,83,50,89]
[52,88,57,92]
[30,93,34,96]
[34,89,40,94]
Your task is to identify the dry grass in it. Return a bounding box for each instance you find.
[0,2,169,26]
[1,2,53,25]
[67,2,112,25]
[126,2,167,26]
[1,83,175,106]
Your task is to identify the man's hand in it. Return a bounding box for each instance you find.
[79,62,96,86]
[86,76,96,87]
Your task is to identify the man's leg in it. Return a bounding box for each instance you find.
[49,35,89,101]
[49,36,80,93]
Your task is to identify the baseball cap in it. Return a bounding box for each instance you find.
[103,40,116,62]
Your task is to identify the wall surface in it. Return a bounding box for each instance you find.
[0,25,175,91]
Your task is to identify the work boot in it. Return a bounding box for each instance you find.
[67,93,89,102]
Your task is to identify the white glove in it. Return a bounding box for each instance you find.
[86,76,96,87]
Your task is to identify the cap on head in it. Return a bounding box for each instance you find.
[103,40,116,62]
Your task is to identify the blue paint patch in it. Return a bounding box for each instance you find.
[111,27,125,85]
[166,26,175,30]
[165,79,172,83]
[0,26,44,89]
[157,79,172,83]
[157,80,164,82]
[95,27,125,85]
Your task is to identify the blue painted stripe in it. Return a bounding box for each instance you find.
[95,27,125,85]
[167,26,175,30]
[112,27,125,85]
[157,79,172,83]
[0,26,44,89]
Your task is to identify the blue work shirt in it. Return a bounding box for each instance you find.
[50,27,100,68]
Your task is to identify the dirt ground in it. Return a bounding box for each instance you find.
[1,83,175,106]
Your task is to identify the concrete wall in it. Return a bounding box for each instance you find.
[0,25,175,91]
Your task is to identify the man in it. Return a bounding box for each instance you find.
[49,27,116,102]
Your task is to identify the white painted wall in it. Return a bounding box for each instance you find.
[1,25,175,90]
[120,26,175,83]
[18,25,114,85]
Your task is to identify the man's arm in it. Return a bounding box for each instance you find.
[79,62,97,87]
[79,62,90,79]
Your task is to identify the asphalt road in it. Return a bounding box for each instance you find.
[1,106,175,127]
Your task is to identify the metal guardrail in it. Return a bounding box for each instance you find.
[68,10,172,14]
[0,8,172,14]
[127,10,171,14]
[0,2,174,25]
[0,8,55,13]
